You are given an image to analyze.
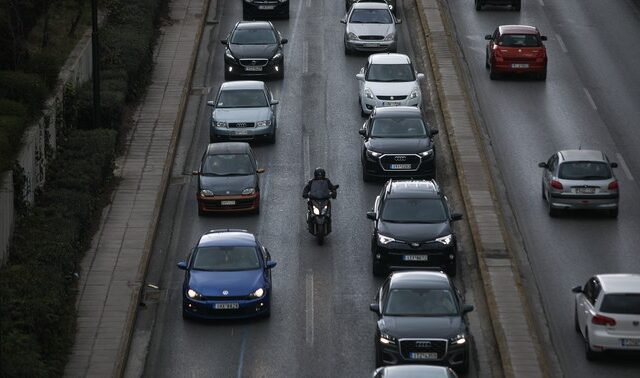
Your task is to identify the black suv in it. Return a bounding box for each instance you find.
[475,0,520,11]
[243,0,290,20]
[367,180,462,276]
[370,271,473,373]
[360,107,438,182]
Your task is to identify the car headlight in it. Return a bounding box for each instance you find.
[378,234,396,245]
[200,189,214,197]
[379,332,397,345]
[244,0,253,3]
[249,287,265,298]
[272,52,283,61]
[366,149,382,159]
[347,32,359,41]
[450,333,467,345]
[242,187,255,195]
[435,234,452,245]
[225,49,235,60]
[383,32,395,41]
[419,148,433,157]
[187,288,202,299]
[214,120,227,128]
[278,0,286,3]
[256,120,272,128]
[364,88,374,100]
[409,88,420,99]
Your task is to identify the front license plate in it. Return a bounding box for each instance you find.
[409,352,438,360]
[245,66,263,72]
[390,164,412,170]
[234,130,249,135]
[258,5,275,9]
[403,255,428,261]
[215,303,239,310]
[221,200,236,206]
[575,187,595,194]
[383,101,400,106]
[511,63,529,68]
[621,338,640,347]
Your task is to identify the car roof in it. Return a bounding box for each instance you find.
[498,25,539,35]
[387,180,441,199]
[206,142,252,155]
[369,53,411,65]
[353,2,391,10]
[236,21,273,30]
[558,149,607,163]
[389,271,451,290]
[198,229,258,247]
[597,274,640,294]
[373,106,423,118]
[220,80,266,91]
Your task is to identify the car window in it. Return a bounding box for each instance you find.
[192,246,260,271]
[558,161,612,180]
[217,89,268,108]
[498,33,541,47]
[600,294,640,315]
[384,288,458,316]
[202,153,255,176]
[366,63,415,82]
[381,198,448,223]
[230,28,277,45]
[349,9,393,24]
[371,117,427,138]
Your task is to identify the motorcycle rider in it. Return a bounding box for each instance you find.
[302,167,338,228]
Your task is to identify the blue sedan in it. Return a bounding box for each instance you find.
[177,229,276,320]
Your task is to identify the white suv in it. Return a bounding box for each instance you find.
[572,274,640,360]
[356,53,424,117]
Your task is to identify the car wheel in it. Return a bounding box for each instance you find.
[344,43,352,56]
[277,62,285,80]
[224,69,232,81]
[541,182,546,199]
[485,51,490,69]
[585,331,598,360]
[514,0,521,11]
[608,208,618,218]
[267,130,276,144]
[489,65,499,80]
[446,262,457,277]
[475,0,482,11]
[182,307,193,320]
[547,193,558,217]
[574,305,581,332]
[198,206,205,216]
[375,344,383,367]
[538,67,547,81]
[361,107,368,118]
[456,352,470,374]
[372,262,386,277]
[362,167,372,182]
[283,4,290,19]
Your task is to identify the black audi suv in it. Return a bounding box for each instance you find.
[367,180,462,276]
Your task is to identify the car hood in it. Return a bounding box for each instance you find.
[212,107,272,123]
[378,316,464,339]
[365,80,417,96]
[366,137,431,154]
[199,174,256,195]
[229,44,278,59]
[348,23,394,38]
[378,221,449,242]
[188,269,264,297]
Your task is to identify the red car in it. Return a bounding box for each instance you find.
[485,25,548,81]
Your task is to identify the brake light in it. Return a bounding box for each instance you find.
[608,181,618,190]
[550,180,563,190]
[592,314,616,327]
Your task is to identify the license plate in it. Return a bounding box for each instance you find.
[221,200,236,206]
[575,187,595,194]
[390,164,412,170]
[214,303,239,310]
[258,5,275,9]
[403,255,428,261]
[511,63,529,68]
[234,130,249,135]
[409,352,438,360]
[245,66,263,72]
[366,43,379,48]
[383,101,400,106]
[621,338,640,347]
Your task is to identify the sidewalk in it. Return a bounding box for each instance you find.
[63,0,207,376]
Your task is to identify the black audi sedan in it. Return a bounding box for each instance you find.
[360,107,438,182]
[367,180,462,276]
[370,271,473,373]
[222,21,287,80]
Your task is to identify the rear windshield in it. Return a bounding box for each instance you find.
[558,161,612,180]
[600,294,640,315]
[349,9,393,24]
[498,33,541,47]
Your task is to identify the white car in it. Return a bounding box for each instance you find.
[572,274,640,360]
[356,53,425,117]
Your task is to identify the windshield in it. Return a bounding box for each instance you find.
[202,154,254,176]
[230,28,277,45]
[381,198,447,223]
[498,33,541,47]
[371,118,427,138]
[366,63,415,82]
[558,161,612,180]
[349,9,393,24]
[600,294,640,315]
[192,246,260,271]
[217,89,268,108]
[384,288,458,316]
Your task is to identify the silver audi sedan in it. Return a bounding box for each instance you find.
[538,149,619,217]
[341,2,401,55]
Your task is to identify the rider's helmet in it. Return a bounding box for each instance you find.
[313,167,326,179]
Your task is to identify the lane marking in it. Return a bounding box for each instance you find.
[305,271,314,346]
[236,328,248,378]
[306,0,311,7]
[303,134,311,176]
[583,88,597,110]
[303,41,309,74]
[538,0,544,6]
[616,153,635,181]
[555,34,567,53]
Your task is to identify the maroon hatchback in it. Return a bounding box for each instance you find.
[485,25,548,81]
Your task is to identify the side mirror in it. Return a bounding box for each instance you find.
[369,303,380,313]
[334,184,340,189]
[610,162,618,168]
[540,35,548,41]
[271,99,279,105]
[191,170,199,176]
[356,73,365,81]
[257,168,265,174]
[366,211,376,220]
[266,261,277,269]
[484,34,492,40]
[395,18,402,24]
[538,162,548,168]
[177,261,187,270]
[430,129,439,136]
[359,129,366,136]
[281,38,288,44]
[221,39,228,45]
[571,285,582,293]
[206,100,215,107]
[451,213,463,221]
[340,18,346,24]
[462,304,474,314]
[416,73,425,81]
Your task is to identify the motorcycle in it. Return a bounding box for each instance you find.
[306,185,339,245]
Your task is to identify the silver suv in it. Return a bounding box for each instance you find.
[538,150,619,217]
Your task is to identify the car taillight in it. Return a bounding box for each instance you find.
[592,314,616,327]
[550,180,563,190]
[608,181,618,190]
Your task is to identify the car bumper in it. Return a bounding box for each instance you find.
[210,124,275,142]
[549,193,618,210]
[243,1,289,17]
[589,329,640,352]
[345,39,396,54]
[183,294,270,319]
[363,153,435,179]
[224,58,283,78]
[373,242,456,272]
[378,341,468,368]
[361,96,421,115]
[197,193,259,213]
[492,61,546,74]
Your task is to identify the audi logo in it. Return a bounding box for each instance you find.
[236,123,247,127]
[415,341,432,348]
[394,156,407,161]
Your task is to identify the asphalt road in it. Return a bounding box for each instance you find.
[443,0,640,377]
[124,0,502,377]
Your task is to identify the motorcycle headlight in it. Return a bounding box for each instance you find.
[312,205,327,215]
[200,189,214,197]
[383,32,395,41]
[378,234,396,245]
[214,120,227,128]
[347,32,359,41]
[435,234,452,245]
[379,332,397,345]
[450,333,467,345]
[225,49,235,60]
[272,52,283,61]
[409,88,420,99]
[187,288,202,299]
[242,187,255,195]
[249,287,265,298]
[366,149,382,159]
[419,148,433,157]
[256,120,272,128]
[364,88,375,100]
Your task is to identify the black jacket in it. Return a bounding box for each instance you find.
[303,178,337,200]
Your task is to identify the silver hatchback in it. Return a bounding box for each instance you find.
[538,150,619,217]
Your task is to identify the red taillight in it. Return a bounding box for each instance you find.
[592,314,616,327]
[550,180,563,190]
[608,181,619,190]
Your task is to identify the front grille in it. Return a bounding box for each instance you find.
[377,95,407,101]
[400,339,447,360]
[239,58,268,67]
[228,122,255,128]
[252,0,278,3]
[200,295,250,301]
[359,35,384,40]
[380,154,420,171]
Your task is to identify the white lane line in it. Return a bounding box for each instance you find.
[538,0,545,6]
[303,41,309,74]
[236,328,248,378]
[555,34,567,53]
[616,153,635,181]
[583,88,597,110]
[306,0,311,7]
[303,134,311,176]
[305,271,315,346]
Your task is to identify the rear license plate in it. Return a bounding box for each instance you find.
[511,63,529,68]
[215,303,239,310]
[383,101,400,106]
[221,200,236,206]
[390,164,412,170]
[245,66,263,72]
[409,352,438,360]
[621,338,640,347]
[258,5,275,9]
[575,187,595,194]
[403,255,428,261]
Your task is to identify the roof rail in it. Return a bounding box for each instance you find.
[207,229,248,234]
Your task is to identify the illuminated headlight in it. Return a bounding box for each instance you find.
[366,149,382,159]
[409,88,420,99]
[388,5,394,11]
[256,120,272,127]
[225,49,235,60]
[419,149,433,157]
[378,234,396,245]
[435,234,452,245]
[313,205,328,215]
[249,288,265,298]
[200,189,214,197]
[364,88,375,99]
[347,32,359,41]
[383,32,395,41]
[214,121,227,128]
[242,187,255,195]
[187,289,202,299]
[272,52,283,61]
[450,333,467,345]
[379,332,397,345]
[278,0,286,3]
[244,0,253,3]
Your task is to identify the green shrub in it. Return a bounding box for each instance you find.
[0,115,27,173]
[0,99,28,116]
[23,51,63,90]
[0,70,47,112]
